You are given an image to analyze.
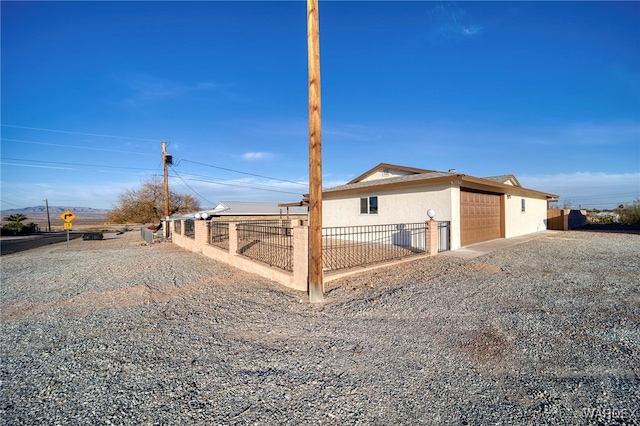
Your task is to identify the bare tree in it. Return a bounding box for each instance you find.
[106,177,201,224]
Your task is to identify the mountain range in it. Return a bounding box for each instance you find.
[1,206,109,219]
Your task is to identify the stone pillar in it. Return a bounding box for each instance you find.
[293,225,310,292]
[428,220,439,256]
[195,220,208,247]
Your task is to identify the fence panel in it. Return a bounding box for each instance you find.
[322,223,426,272]
[208,221,230,250]
[173,220,181,235]
[236,223,293,272]
[438,221,450,252]
[140,228,154,244]
[184,219,195,239]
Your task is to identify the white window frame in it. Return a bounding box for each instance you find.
[360,196,378,214]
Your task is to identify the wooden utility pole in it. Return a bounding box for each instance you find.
[162,141,170,239]
[307,0,323,303]
[44,199,51,232]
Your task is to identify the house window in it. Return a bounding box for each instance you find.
[521,198,526,213]
[360,196,378,214]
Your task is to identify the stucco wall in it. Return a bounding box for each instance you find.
[361,169,415,182]
[323,184,454,227]
[449,187,462,250]
[504,195,548,238]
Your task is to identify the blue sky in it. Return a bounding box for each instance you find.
[1,1,639,211]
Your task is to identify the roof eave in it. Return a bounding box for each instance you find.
[460,175,558,199]
[324,174,558,199]
[347,162,436,184]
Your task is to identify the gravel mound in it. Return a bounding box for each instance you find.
[1,230,639,425]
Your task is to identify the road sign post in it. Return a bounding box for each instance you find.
[59,210,76,248]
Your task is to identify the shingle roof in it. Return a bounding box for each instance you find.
[347,163,437,184]
[324,171,459,193]
[482,175,521,187]
[323,168,556,199]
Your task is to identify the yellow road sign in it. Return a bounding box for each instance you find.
[63,222,73,230]
[60,210,76,222]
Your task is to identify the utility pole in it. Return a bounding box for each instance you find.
[162,141,170,239]
[44,199,51,232]
[307,0,323,303]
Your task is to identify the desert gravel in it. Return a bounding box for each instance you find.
[1,230,638,425]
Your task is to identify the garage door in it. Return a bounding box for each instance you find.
[460,190,502,246]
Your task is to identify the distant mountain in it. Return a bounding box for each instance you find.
[1,206,110,219]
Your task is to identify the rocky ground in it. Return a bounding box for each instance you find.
[1,230,638,425]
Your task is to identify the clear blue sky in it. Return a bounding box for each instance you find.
[2,1,639,211]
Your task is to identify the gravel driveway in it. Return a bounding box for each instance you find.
[1,230,638,425]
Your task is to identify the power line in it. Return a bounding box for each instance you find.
[172,170,306,193]
[1,138,156,156]
[0,199,22,208]
[4,156,306,196]
[169,174,304,196]
[1,161,76,171]
[1,124,159,142]
[177,158,308,187]
[169,166,216,205]
[1,157,156,171]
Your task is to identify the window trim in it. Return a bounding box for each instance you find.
[359,196,379,215]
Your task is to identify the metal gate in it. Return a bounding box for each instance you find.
[438,221,450,252]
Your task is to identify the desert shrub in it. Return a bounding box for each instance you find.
[1,222,39,235]
[616,199,640,225]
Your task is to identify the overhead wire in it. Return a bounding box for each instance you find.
[1,138,156,156]
[0,199,22,208]
[3,155,305,197]
[170,170,306,193]
[1,124,160,142]
[169,166,216,205]
[177,158,308,187]
[1,157,156,171]
[169,173,305,196]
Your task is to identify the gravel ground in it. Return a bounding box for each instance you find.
[1,230,638,425]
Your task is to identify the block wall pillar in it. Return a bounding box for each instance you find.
[293,225,309,292]
[428,220,439,256]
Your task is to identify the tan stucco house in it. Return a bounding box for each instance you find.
[321,163,558,250]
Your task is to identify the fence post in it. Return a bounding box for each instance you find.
[293,225,310,292]
[195,221,208,248]
[428,220,439,256]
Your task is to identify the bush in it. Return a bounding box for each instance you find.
[616,199,640,225]
[1,222,39,235]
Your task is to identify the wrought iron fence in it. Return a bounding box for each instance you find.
[236,222,293,272]
[208,221,230,250]
[173,220,181,235]
[239,219,291,227]
[322,223,427,272]
[184,219,195,239]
